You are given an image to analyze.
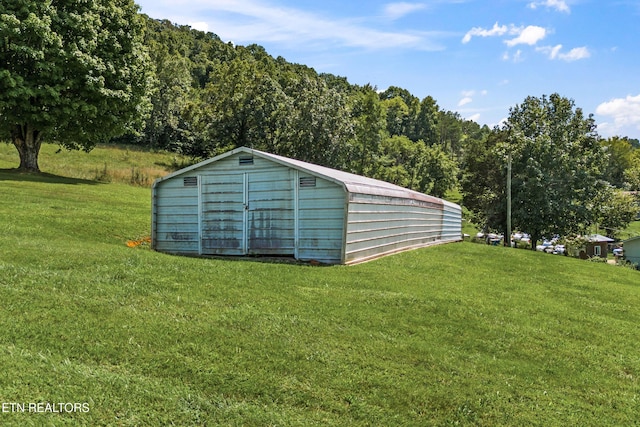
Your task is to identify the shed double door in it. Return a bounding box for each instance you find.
[200,171,295,256]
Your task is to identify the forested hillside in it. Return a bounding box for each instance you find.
[1,5,638,243]
[118,17,486,198]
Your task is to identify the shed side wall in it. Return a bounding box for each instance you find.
[441,200,463,242]
[154,177,200,254]
[344,193,461,264]
[297,173,345,263]
[624,238,640,266]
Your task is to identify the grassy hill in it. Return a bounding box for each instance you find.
[0,142,191,187]
[1,144,639,426]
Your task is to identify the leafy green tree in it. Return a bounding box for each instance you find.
[438,110,465,159]
[624,156,640,191]
[0,0,150,172]
[381,96,410,137]
[601,136,637,189]
[349,86,386,175]
[373,135,458,197]
[412,96,440,145]
[597,190,639,238]
[190,55,290,158]
[282,74,352,168]
[374,135,423,190]
[143,23,193,150]
[461,129,505,231]
[379,86,422,140]
[418,143,459,198]
[503,94,609,248]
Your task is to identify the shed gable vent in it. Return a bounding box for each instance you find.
[183,176,198,187]
[239,156,254,165]
[299,176,317,188]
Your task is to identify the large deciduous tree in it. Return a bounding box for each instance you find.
[503,94,609,248]
[0,0,149,172]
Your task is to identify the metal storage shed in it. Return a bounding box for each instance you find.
[152,146,462,264]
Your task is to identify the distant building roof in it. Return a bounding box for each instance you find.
[587,234,615,243]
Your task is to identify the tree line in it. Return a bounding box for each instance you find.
[1,1,639,245]
[121,17,640,242]
[114,18,470,200]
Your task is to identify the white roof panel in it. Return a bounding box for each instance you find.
[154,146,445,204]
[251,148,443,204]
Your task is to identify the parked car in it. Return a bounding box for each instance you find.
[536,240,554,252]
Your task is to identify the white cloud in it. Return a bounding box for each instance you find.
[142,0,445,51]
[536,44,590,61]
[384,2,426,20]
[468,113,482,122]
[596,94,640,136]
[559,46,590,61]
[504,26,547,46]
[537,44,563,59]
[461,89,488,98]
[502,49,523,62]
[462,22,509,43]
[458,90,488,108]
[189,21,209,32]
[463,23,547,47]
[528,0,570,13]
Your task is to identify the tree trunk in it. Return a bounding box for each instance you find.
[12,124,42,172]
[530,233,539,251]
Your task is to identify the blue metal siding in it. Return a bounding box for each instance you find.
[153,176,199,253]
[247,169,295,255]
[344,193,460,264]
[153,147,461,264]
[441,201,463,242]
[297,174,345,263]
[624,237,640,266]
[201,173,245,255]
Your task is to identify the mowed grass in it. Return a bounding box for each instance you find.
[1,145,640,425]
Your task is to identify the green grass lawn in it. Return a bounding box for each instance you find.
[620,219,640,240]
[1,144,639,425]
[0,142,190,186]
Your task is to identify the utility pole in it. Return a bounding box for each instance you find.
[506,152,512,247]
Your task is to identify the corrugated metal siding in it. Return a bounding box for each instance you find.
[153,147,462,264]
[344,193,452,264]
[198,156,296,256]
[201,173,245,255]
[247,169,295,255]
[441,200,463,242]
[624,238,640,266]
[153,175,199,254]
[297,174,345,263]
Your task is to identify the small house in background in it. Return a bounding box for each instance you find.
[151,147,462,264]
[622,236,640,267]
[578,234,615,259]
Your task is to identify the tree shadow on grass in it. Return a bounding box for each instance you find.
[0,169,102,185]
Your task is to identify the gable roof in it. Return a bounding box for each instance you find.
[587,234,615,243]
[154,146,449,205]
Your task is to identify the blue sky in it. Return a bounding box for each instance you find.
[135,0,640,139]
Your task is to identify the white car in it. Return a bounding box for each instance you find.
[536,240,554,252]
